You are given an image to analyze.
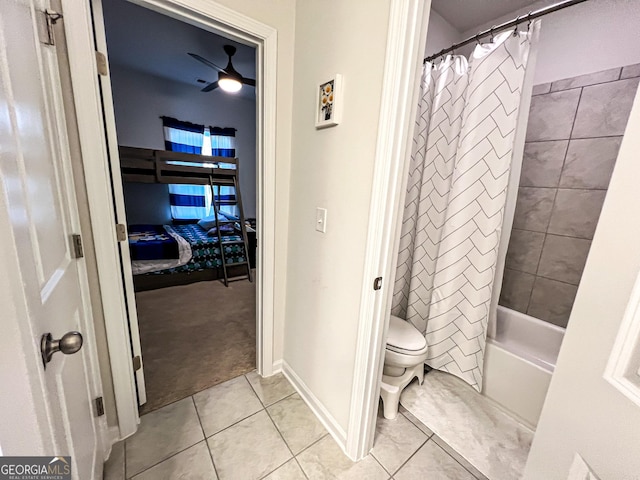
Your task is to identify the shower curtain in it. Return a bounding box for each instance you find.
[392,23,540,391]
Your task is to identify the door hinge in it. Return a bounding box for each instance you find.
[95,397,105,417]
[71,234,84,259]
[132,355,142,372]
[373,277,383,291]
[95,51,108,76]
[116,223,127,242]
[37,10,63,46]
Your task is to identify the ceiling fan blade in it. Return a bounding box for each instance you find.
[242,78,256,87]
[201,81,219,92]
[188,53,227,73]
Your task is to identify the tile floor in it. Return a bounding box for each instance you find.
[104,371,486,479]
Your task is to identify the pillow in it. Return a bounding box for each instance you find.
[197,213,228,230]
[207,224,237,236]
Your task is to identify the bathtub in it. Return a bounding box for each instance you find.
[482,306,565,428]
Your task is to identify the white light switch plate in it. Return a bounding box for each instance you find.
[316,207,327,233]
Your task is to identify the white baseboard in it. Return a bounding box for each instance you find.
[271,359,283,374]
[282,361,347,449]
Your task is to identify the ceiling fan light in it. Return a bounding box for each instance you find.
[218,76,242,93]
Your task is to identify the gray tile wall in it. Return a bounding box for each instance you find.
[499,64,640,327]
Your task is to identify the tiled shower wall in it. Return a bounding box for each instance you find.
[499,63,640,327]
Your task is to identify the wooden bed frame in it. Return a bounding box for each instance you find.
[119,146,255,291]
[119,145,238,186]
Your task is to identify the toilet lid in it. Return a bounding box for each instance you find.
[387,315,427,353]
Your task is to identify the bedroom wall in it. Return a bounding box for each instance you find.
[109,64,258,219]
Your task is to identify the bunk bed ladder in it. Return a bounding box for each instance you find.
[209,174,253,286]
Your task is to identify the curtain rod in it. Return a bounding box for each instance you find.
[424,0,589,63]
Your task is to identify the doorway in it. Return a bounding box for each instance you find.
[101,0,258,414]
[64,0,279,437]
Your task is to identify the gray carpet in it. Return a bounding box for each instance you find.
[135,277,256,414]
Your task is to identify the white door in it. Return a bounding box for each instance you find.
[90,0,147,406]
[524,89,640,478]
[0,0,105,478]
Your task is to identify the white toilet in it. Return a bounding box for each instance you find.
[380,315,428,419]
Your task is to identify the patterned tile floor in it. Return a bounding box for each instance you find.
[104,371,486,479]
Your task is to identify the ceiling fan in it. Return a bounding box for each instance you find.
[188,45,256,93]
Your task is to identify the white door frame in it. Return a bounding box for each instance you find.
[345,0,431,460]
[61,0,278,440]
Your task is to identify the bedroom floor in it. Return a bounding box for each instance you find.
[134,275,256,414]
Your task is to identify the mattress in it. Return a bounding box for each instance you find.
[141,223,247,276]
[130,225,192,275]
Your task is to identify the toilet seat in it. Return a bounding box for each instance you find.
[386,315,427,355]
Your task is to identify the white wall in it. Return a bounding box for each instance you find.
[524,83,640,480]
[424,9,462,58]
[462,0,640,85]
[109,64,258,218]
[284,0,393,434]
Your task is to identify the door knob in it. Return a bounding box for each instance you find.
[41,331,83,368]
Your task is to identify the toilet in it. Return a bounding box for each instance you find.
[379,315,428,419]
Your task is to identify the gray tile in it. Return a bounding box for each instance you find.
[572,77,640,138]
[431,436,489,480]
[526,89,581,141]
[512,187,556,232]
[394,440,475,480]
[621,63,640,79]
[130,442,217,480]
[296,435,388,480]
[401,372,533,479]
[193,375,263,437]
[499,269,535,313]
[550,67,621,92]
[246,370,296,406]
[125,397,204,478]
[505,229,545,274]
[398,406,433,437]
[520,140,568,187]
[559,137,622,189]
[207,410,292,480]
[547,189,607,239]
[267,393,327,454]
[371,407,428,475]
[104,441,125,480]
[527,277,578,327]
[537,235,591,285]
[263,459,306,480]
[531,83,551,96]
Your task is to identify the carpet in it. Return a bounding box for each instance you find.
[135,277,256,414]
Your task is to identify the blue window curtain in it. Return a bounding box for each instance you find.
[208,127,238,217]
[162,117,211,220]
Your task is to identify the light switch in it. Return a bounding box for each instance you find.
[316,207,327,233]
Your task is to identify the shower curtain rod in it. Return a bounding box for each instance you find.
[424,0,589,63]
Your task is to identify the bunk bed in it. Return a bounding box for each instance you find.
[119,146,256,291]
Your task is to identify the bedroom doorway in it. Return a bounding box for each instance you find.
[100,0,259,414]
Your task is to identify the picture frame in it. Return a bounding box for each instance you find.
[315,74,343,129]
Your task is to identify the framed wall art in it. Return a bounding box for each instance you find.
[315,74,343,129]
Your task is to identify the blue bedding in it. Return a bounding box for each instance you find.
[128,225,179,260]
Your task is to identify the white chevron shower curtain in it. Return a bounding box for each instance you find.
[392,24,539,391]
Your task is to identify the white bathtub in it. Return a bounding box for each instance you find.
[482,306,566,428]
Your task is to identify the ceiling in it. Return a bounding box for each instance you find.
[102,0,256,99]
[431,0,544,33]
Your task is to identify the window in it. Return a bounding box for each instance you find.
[162,117,238,219]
